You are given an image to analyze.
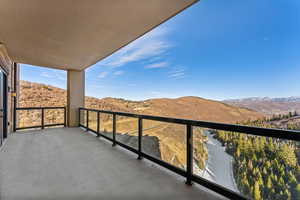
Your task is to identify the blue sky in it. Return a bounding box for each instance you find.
[21,0,300,101]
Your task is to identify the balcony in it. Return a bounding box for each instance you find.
[0,127,225,200]
[2,1,299,199]
[2,106,299,200]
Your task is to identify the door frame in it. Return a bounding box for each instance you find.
[0,67,8,141]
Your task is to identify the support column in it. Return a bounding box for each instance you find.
[67,70,85,127]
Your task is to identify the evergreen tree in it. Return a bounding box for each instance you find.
[214,116,299,200]
[278,144,297,167]
[254,182,262,200]
[293,184,300,200]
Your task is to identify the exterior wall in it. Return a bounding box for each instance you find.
[0,44,18,134]
[67,70,85,127]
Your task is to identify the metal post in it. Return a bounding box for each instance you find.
[186,124,193,185]
[78,108,81,126]
[86,110,89,131]
[112,114,116,146]
[64,107,67,127]
[13,63,17,132]
[138,117,143,160]
[41,108,45,129]
[13,97,17,132]
[97,111,100,137]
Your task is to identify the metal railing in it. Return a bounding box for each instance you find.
[79,107,300,200]
[14,107,66,131]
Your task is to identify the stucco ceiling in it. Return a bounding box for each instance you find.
[0,0,198,71]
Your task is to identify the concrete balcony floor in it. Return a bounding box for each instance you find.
[0,128,226,200]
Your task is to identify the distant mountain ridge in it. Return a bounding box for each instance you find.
[226,97,300,102]
[224,97,300,115]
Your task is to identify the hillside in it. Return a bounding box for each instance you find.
[19,80,264,170]
[19,80,263,123]
[224,97,300,115]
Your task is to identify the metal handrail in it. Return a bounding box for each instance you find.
[16,106,66,110]
[79,107,300,200]
[79,107,300,141]
[14,107,66,131]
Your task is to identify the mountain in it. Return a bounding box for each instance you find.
[224,97,300,115]
[19,80,263,124]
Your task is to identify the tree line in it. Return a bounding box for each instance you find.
[213,116,300,200]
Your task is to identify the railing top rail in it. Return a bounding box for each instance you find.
[79,107,300,141]
[16,106,66,110]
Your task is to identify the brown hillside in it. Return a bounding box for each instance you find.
[144,96,263,123]
[19,80,263,123]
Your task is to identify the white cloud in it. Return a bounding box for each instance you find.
[98,71,109,78]
[97,70,124,79]
[90,84,105,89]
[168,69,186,79]
[113,70,124,75]
[55,71,66,81]
[40,72,52,78]
[144,62,168,69]
[98,27,173,68]
[150,91,162,95]
[40,71,66,81]
[128,83,136,87]
[145,56,164,64]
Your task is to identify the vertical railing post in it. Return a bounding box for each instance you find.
[64,107,67,127]
[86,110,89,131]
[186,124,193,185]
[41,108,45,129]
[13,101,17,132]
[112,114,116,146]
[138,117,143,160]
[97,111,100,137]
[78,108,81,126]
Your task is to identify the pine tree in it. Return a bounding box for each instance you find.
[236,147,241,158]
[253,182,262,200]
[266,176,272,189]
[278,144,297,167]
[293,184,300,200]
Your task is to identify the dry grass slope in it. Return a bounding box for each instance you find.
[20,80,263,123]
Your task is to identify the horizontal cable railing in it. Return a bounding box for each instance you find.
[14,107,66,131]
[79,107,300,200]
